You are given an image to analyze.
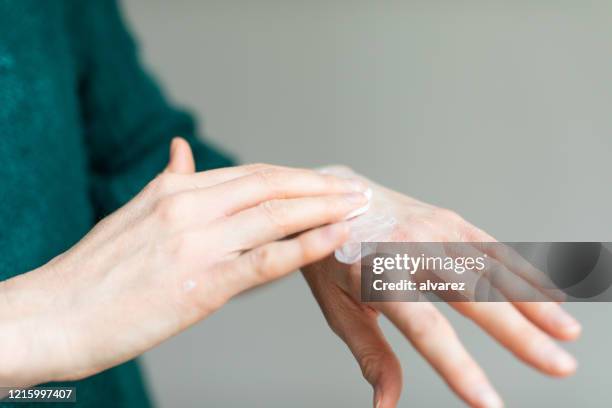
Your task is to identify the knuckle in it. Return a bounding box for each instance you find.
[325,312,357,340]
[183,279,229,316]
[154,195,190,224]
[200,292,228,314]
[259,200,290,234]
[356,345,386,379]
[295,235,315,264]
[245,163,273,172]
[253,168,282,191]
[148,173,175,196]
[407,305,445,342]
[447,359,480,386]
[320,164,355,177]
[304,169,341,190]
[434,208,463,223]
[330,164,353,173]
[249,246,276,281]
[326,319,344,339]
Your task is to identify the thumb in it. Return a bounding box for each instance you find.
[345,313,403,408]
[164,137,196,174]
[307,280,403,408]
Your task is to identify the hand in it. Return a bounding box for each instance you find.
[303,167,581,408]
[0,139,371,387]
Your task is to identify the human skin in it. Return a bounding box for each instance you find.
[303,168,581,408]
[0,138,371,388]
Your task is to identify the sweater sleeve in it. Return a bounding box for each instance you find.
[74,0,234,217]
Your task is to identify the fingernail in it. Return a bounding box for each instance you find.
[344,192,369,205]
[472,386,503,408]
[373,387,382,408]
[343,191,371,220]
[345,203,370,220]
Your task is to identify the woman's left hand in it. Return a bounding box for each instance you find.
[302,167,581,408]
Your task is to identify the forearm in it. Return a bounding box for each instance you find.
[0,265,69,388]
[0,161,365,391]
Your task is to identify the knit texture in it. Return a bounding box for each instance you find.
[0,0,233,406]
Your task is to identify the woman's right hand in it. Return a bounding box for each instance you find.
[0,139,370,388]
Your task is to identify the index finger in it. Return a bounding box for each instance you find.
[204,168,369,216]
[464,226,564,302]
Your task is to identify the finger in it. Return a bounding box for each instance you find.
[164,137,196,174]
[451,302,577,377]
[216,193,369,252]
[217,222,350,298]
[475,248,582,339]
[440,242,550,303]
[170,163,288,189]
[150,170,369,231]
[201,168,369,217]
[463,227,562,301]
[151,164,287,203]
[304,266,402,408]
[334,305,402,408]
[148,166,367,215]
[377,301,503,408]
[446,242,581,340]
[512,302,581,341]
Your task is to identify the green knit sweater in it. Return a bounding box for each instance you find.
[0,0,233,406]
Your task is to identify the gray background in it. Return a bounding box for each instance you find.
[122,1,612,406]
